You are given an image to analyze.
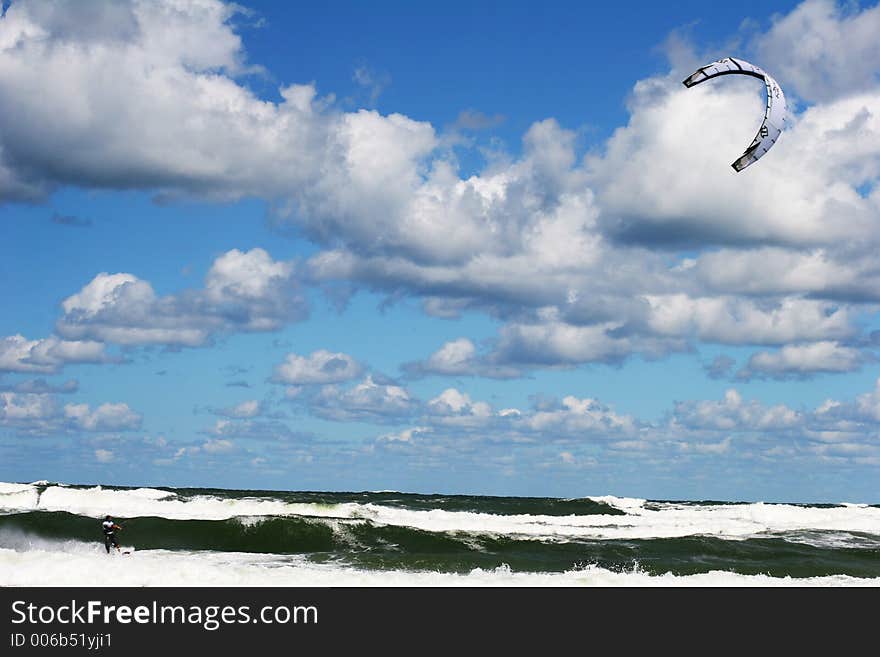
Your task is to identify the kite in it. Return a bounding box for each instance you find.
[683,57,787,172]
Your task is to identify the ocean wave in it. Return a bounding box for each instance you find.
[2,510,879,579]
[0,482,38,495]
[0,481,878,542]
[0,544,876,587]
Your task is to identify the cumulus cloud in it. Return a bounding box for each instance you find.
[385,385,640,444]
[0,334,110,373]
[0,392,141,435]
[0,391,58,431]
[754,0,880,103]
[0,0,255,201]
[63,402,142,432]
[644,296,856,346]
[2,0,879,380]
[271,350,362,385]
[416,338,478,375]
[55,248,306,348]
[489,320,667,367]
[0,0,440,255]
[523,395,637,437]
[154,437,240,465]
[689,247,880,301]
[739,341,870,379]
[404,338,521,378]
[214,399,262,419]
[589,70,880,251]
[308,375,416,422]
[425,388,495,428]
[671,389,802,433]
[364,376,880,469]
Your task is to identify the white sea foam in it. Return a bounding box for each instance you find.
[0,482,878,542]
[0,482,37,495]
[0,482,40,513]
[778,529,880,550]
[6,484,308,520]
[0,544,875,587]
[586,495,646,512]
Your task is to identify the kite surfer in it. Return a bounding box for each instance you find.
[102,515,123,554]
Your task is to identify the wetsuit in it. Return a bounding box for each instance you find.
[102,519,119,553]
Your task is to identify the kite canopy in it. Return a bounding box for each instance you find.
[683,57,787,172]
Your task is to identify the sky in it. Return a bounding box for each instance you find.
[1,0,879,502]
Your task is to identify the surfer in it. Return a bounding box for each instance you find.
[102,515,122,554]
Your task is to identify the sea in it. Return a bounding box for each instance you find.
[1,480,879,586]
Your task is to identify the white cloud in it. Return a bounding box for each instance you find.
[0,334,109,373]
[645,296,854,345]
[406,338,521,378]
[63,402,142,432]
[201,438,235,454]
[153,437,235,464]
[309,376,415,422]
[0,391,57,423]
[424,338,476,374]
[740,341,869,379]
[271,350,362,385]
[0,392,141,434]
[754,0,880,103]
[2,0,879,380]
[589,71,880,250]
[525,395,637,436]
[689,248,877,299]
[356,377,880,468]
[216,400,261,419]
[56,248,305,348]
[94,449,114,463]
[491,321,637,367]
[426,388,494,428]
[672,389,801,432]
[0,0,442,260]
[0,0,252,200]
[378,426,430,443]
[559,451,575,464]
[203,249,297,327]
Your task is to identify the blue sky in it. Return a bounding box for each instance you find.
[1,0,880,502]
